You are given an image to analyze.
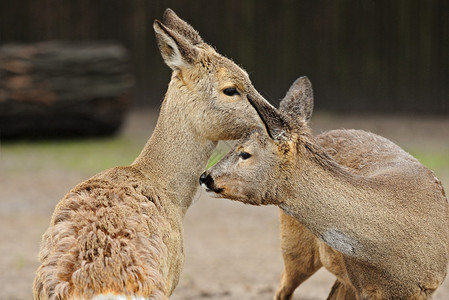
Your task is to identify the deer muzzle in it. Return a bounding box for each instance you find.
[199,172,223,193]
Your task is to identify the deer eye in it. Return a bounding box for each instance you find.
[223,87,240,96]
[239,152,252,160]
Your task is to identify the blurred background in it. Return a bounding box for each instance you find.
[1,1,449,299]
[1,0,448,116]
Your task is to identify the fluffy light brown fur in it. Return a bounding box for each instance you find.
[203,77,449,299]
[33,9,268,299]
[34,167,176,299]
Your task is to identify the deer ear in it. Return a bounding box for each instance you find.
[247,92,290,141]
[279,76,314,123]
[163,9,204,45]
[153,20,197,70]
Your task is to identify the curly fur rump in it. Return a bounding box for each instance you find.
[33,170,177,300]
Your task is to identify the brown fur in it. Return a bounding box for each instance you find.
[202,77,449,299]
[33,9,269,299]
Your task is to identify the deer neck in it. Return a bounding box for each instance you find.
[132,85,216,215]
[279,140,381,258]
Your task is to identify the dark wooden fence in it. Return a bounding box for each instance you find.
[1,0,448,114]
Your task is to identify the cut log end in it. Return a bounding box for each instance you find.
[0,41,133,139]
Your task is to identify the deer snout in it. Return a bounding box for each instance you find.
[199,172,223,193]
[199,172,213,189]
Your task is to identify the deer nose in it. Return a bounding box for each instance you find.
[199,172,213,187]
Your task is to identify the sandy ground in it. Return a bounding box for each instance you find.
[1,109,448,300]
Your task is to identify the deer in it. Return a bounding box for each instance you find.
[200,76,449,299]
[33,8,271,300]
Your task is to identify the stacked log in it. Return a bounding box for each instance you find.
[0,41,133,138]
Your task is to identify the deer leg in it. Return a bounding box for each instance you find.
[274,210,322,300]
[327,279,357,300]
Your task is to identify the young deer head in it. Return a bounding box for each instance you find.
[152,9,270,142]
[200,76,314,205]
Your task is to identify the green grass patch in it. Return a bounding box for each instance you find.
[1,137,143,174]
[206,141,234,169]
[410,150,449,191]
[408,150,449,173]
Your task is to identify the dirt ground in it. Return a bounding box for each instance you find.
[1,109,448,300]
